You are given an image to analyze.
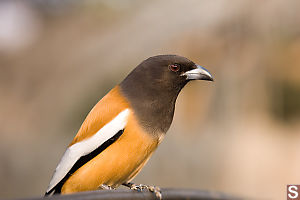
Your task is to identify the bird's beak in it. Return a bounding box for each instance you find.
[182,65,214,81]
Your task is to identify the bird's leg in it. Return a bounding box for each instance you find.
[122,182,162,200]
[99,184,114,190]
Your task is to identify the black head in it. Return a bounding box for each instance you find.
[120,55,213,134]
[121,55,212,94]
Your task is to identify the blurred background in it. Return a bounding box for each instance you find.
[0,0,300,199]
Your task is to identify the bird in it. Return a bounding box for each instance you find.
[45,55,213,197]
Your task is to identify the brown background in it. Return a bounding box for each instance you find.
[0,1,300,200]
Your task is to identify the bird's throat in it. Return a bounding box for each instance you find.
[120,84,180,135]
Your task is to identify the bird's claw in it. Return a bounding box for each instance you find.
[100,184,115,190]
[148,185,162,200]
[130,183,147,191]
[126,183,162,200]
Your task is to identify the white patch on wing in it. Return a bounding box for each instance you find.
[46,108,130,193]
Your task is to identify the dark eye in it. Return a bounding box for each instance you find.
[169,64,180,72]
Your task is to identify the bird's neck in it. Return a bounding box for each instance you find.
[119,83,182,135]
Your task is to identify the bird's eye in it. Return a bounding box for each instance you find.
[169,64,180,72]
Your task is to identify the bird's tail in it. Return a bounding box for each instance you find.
[44,185,61,196]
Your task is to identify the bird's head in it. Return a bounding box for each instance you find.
[120,55,214,133]
[121,55,213,96]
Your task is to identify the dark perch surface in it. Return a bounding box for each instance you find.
[16,188,241,200]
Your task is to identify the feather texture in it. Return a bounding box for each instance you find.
[46,109,130,194]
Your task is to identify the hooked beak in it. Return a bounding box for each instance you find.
[182,65,214,81]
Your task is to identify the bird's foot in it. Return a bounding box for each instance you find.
[123,182,162,200]
[100,184,115,190]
